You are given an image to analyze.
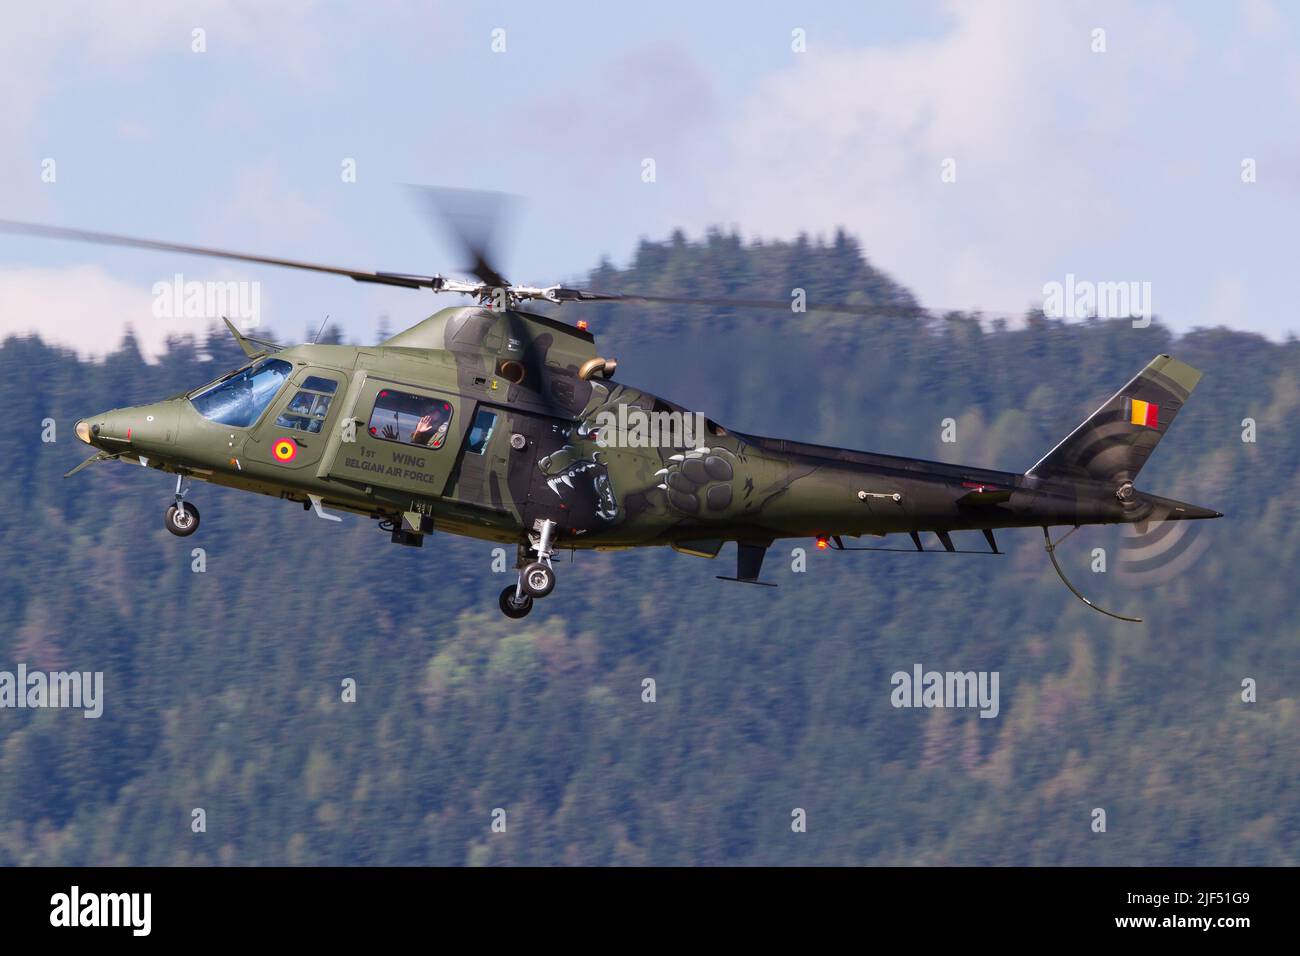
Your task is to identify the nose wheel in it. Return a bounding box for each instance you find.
[498,519,559,617]
[165,502,200,536]
[164,474,200,537]
[499,586,534,619]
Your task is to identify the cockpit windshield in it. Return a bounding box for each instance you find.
[189,358,293,427]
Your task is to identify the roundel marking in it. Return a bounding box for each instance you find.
[272,437,298,462]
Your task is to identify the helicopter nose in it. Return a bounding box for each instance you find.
[78,403,176,452]
[80,410,130,449]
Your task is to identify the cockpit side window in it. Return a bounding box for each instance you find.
[275,375,338,434]
[190,358,293,427]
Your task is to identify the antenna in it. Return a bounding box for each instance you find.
[312,314,330,345]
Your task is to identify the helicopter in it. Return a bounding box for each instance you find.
[1,193,1220,620]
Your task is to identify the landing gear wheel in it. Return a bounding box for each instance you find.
[165,502,200,537]
[499,585,533,619]
[520,561,556,598]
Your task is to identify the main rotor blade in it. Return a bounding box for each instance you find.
[0,216,1012,321]
[0,219,442,291]
[548,287,929,318]
[405,186,514,289]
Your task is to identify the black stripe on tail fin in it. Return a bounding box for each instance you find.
[1027,354,1202,484]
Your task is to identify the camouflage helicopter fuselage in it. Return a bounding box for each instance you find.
[75,306,1219,604]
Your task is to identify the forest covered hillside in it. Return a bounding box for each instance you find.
[0,231,1296,865]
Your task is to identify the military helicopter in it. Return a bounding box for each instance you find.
[1,193,1220,620]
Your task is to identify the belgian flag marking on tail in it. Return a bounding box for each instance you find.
[1129,398,1159,429]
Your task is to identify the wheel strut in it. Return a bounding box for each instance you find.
[534,518,558,566]
[514,518,560,602]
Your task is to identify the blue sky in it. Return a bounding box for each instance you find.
[1,0,1297,359]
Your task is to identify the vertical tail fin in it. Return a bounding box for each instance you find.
[1027,354,1202,484]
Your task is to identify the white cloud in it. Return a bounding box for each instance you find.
[205,155,338,247]
[522,40,719,166]
[0,3,357,360]
[688,0,1297,335]
[1204,272,1248,328]
[0,1,349,217]
[691,2,1111,311]
[0,265,197,362]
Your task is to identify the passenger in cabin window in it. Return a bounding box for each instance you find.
[381,412,448,447]
[370,393,452,448]
[416,414,449,448]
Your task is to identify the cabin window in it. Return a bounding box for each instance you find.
[189,357,293,427]
[367,388,453,449]
[275,379,336,433]
[465,409,498,455]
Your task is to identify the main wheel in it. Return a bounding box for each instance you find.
[499,585,533,619]
[520,561,556,598]
[165,502,200,537]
